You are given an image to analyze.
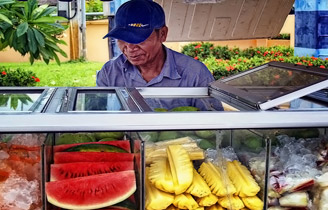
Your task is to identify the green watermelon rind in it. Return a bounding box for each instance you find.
[46,171,136,210]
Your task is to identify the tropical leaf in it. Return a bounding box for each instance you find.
[27,28,37,53]
[31,4,48,20]
[10,95,18,110]
[0,13,12,25]
[32,16,67,24]
[16,22,28,37]
[32,28,45,47]
[0,0,68,64]
[0,0,14,6]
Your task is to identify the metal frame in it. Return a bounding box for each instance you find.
[0,110,328,132]
[211,61,328,110]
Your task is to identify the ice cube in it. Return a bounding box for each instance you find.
[0,174,40,210]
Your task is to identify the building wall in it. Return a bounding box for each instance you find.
[0,15,294,64]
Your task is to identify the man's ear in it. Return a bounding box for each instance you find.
[160,26,168,42]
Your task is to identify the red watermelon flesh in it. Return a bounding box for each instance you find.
[53,140,131,153]
[50,161,134,181]
[54,152,134,164]
[46,170,136,209]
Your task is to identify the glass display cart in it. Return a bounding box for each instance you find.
[1,62,328,210]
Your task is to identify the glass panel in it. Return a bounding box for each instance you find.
[0,93,42,112]
[277,98,328,110]
[74,91,123,111]
[143,97,224,111]
[224,66,326,102]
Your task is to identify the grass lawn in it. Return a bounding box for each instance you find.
[1,61,104,87]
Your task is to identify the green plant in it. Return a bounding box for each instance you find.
[86,0,105,20]
[271,33,290,40]
[0,66,39,86]
[182,42,328,80]
[0,0,68,64]
[181,42,214,60]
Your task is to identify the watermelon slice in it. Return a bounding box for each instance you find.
[54,152,134,164]
[53,140,131,153]
[46,170,136,209]
[50,161,134,181]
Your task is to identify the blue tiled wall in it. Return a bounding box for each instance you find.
[294,0,328,59]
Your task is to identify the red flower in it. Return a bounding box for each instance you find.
[296,62,302,65]
[194,56,198,60]
[194,44,202,49]
[32,76,35,79]
[257,51,261,54]
[1,71,6,75]
[210,47,214,50]
[226,66,230,71]
[325,58,328,61]
[308,63,313,66]
[238,58,242,62]
[35,78,40,82]
[235,51,239,54]
[279,58,284,61]
[263,51,268,56]
[320,65,326,68]
[274,74,280,79]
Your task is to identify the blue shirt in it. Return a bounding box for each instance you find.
[96,45,214,87]
[96,46,223,111]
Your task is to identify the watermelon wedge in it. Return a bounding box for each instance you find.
[50,161,134,181]
[53,140,131,153]
[54,152,134,164]
[46,170,136,209]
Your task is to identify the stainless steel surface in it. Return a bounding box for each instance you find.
[0,111,328,132]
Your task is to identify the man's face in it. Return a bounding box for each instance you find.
[117,27,168,66]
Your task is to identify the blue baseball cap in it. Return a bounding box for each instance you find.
[103,0,166,44]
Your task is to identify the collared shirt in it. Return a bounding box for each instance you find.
[96,45,214,87]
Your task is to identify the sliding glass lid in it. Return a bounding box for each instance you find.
[134,87,224,111]
[210,62,328,110]
[0,88,50,113]
[69,88,137,112]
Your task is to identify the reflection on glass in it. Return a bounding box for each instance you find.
[144,97,224,111]
[75,92,123,111]
[225,66,326,101]
[0,93,40,111]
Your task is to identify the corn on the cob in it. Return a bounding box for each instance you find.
[218,195,245,210]
[145,167,174,210]
[199,162,236,197]
[227,160,260,197]
[173,193,199,210]
[241,196,263,210]
[167,145,193,195]
[148,157,175,193]
[186,169,211,197]
[196,193,219,207]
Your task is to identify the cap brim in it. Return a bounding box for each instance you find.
[103,27,153,44]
